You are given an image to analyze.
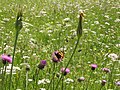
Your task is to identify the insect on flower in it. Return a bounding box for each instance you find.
[52,50,64,63]
[56,51,64,59]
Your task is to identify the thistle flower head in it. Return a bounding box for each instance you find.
[115,81,120,86]
[38,60,47,69]
[91,64,97,70]
[77,77,85,82]
[102,68,111,73]
[101,80,107,86]
[1,54,12,64]
[61,67,70,76]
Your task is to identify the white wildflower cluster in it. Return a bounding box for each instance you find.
[28,79,33,82]
[20,63,30,70]
[94,21,99,25]
[114,18,120,22]
[64,78,74,84]
[108,53,119,61]
[116,44,120,47]
[63,18,70,22]
[38,79,50,85]
[0,64,21,74]
[40,88,46,90]
[16,89,21,90]
[22,21,33,28]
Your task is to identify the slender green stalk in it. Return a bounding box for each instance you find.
[55,12,84,90]
[47,63,56,90]
[52,63,55,90]
[26,71,28,90]
[35,69,39,90]
[107,61,116,88]
[9,8,22,90]
[85,71,92,90]
[99,86,103,90]
[61,76,64,90]
[55,36,80,90]
[2,64,7,90]
[9,30,19,90]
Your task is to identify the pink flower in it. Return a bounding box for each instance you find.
[102,68,111,73]
[91,64,97,70]
[1,54,12,64]
[61,67,70,75]
[77,77,85,82]
[115,81,120,86]
[101,80,107,86]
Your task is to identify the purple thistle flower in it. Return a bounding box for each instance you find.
[61,67,70,76]
[1,54,12,64]
[38,60,47,69]
[115,81,120,86]
[101,80,107,86]
[102,68,111,73]
[40,60,47,65]
[91,64,97,70]
[52,51,64,63]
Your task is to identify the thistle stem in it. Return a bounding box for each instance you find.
[26,71,28,90]
[9,30,19,90]
[55,36,80,90]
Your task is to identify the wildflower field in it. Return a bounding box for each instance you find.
[0,0,120,90]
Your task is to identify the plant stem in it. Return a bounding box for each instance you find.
[85,70,92,90]
[35,69,40,90]
[52,63,55,90]
[47,63,56,90]
[9,30,19,90]
[62,76,64,90]
[26,71,28,90]
[55,36,80,90]
[2,64,7,90]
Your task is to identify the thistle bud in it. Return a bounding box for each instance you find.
[15,8,23,31]
[77,11,84,38]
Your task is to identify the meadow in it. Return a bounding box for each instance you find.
[0,0,120,90]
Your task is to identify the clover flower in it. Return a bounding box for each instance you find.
[1,54,12,64]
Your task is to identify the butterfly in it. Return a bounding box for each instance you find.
[55,51,64,59]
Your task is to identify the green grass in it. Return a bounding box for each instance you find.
[0,0,120,90]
